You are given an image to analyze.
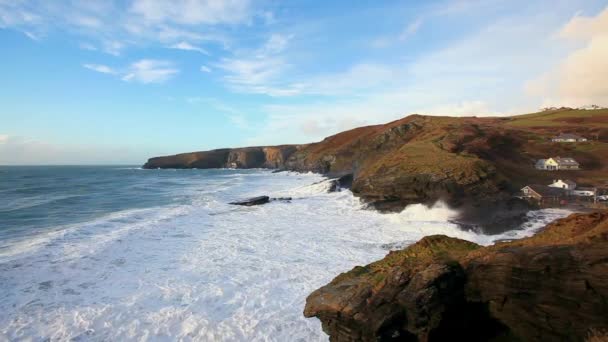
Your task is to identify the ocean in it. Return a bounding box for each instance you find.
[0,166,571,341]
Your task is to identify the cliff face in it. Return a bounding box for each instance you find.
[304,211,608,341]
[143,145,299,169]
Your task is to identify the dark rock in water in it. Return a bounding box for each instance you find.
[326,174,354,193]
[272,197,292,201]
[305,211,608,342]
[455,197,534,234]
[271,169,286,173]
[336,173,353,189]
[327,179,340,193]
[229,196,270,206]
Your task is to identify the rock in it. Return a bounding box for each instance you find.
[272,197,293,201]
[326,174,354,193]
[304,211,608,342]
[143,145,300,169]
[229,196,270,206]
[327,179,340,193]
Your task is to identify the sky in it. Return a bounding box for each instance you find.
[1,0,607,165]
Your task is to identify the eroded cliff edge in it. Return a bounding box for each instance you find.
[304,211,608,341]
[143,109,608,231]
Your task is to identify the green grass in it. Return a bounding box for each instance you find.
[506,109,608,128]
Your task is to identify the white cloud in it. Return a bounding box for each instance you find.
[216,56,302,96]
[559,8,608,40]
[200,65,212,73]
[71,14,102,29]
[262,33,292,54]
[22,30,39,40]
[399,18,423,41]
[527,7,608,107]
[0,0,252,57]
[0,135,145,165]
[83,63,116,74]
[130,0,251,25]
[168,41,209,55]
[83,59,179,84]
[122,59,179,84]
[102,40,125,56]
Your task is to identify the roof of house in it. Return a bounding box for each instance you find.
[553,133,586,140]
[552,157,580,166]
[523,184,566,197]
[552,179,576,186]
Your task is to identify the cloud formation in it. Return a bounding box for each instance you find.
[83,59,179,84]
[122,59,179,84]
[130,0,251,25]
[0,0,253,53]
[83,63,116,74]
[526,8,608,107]
[168,41,209,55]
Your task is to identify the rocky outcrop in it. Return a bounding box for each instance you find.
[229,196,270,206]
[143,145,299,169]
[304,211,608,341]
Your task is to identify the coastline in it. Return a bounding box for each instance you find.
[139,109,608,341]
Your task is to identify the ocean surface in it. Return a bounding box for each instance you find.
[0,166,571,341]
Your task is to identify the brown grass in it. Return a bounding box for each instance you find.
[587,328,608,342]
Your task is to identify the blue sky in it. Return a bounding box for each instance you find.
[1,0,607,164]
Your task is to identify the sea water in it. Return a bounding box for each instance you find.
[0,166,571,341]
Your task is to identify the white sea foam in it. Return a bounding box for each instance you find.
[0,170,572,341]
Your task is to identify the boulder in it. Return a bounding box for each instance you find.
[229,196,270,206]
[304,211,608,342]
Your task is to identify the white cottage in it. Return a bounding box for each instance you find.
[549,179,577,191]
[552,133,587,142]
[573,187,597,197]
[536,157,580,170]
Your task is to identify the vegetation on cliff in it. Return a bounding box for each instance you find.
[144,109,608,229]
[304,211,608,341]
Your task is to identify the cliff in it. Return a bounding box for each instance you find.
[143,109,608,229]
[143,145,299,169]
[304,211,608,341]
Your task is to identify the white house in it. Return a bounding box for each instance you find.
[552,133,587,142]
[549,179,577,191]
[535,159,547,170]
[521,184,566,203]
[572,187,597,197]
[535,157,580,170]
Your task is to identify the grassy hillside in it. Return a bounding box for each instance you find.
[282,109,608,208]
[507,108,608,128]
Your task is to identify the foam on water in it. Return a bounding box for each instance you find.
[0,169,571,341]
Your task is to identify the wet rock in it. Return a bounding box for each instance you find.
[327,179,340,192]
[305,211,608,342]
[229,196,270,206]
[272,197,292,201]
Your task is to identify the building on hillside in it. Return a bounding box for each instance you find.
[552,133,588,142]
[535,157,580,170]
[549,179,577,191]
[535,159,547,170]
[521,184,566,203]
[572,187,597,197]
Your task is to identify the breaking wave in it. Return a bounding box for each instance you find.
[0,168,571,341]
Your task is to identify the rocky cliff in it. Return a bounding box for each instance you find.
[143,109,608,230]
[143,145,299,169]
[304,211,608,341]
